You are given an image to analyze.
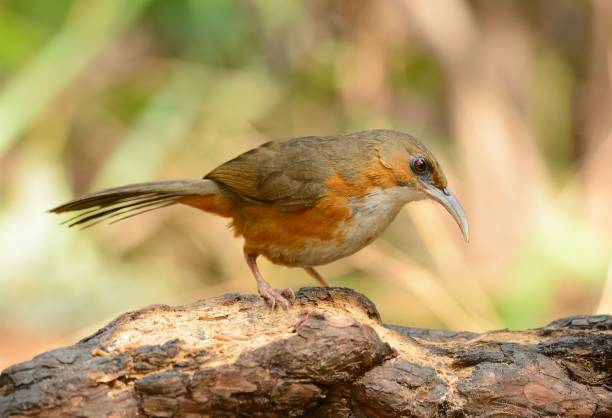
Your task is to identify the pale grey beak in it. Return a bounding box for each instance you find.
[424,185,470,242]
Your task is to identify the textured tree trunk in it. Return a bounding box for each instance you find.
[1,287,610,417]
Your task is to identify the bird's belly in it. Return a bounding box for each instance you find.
[269,211,399,266]
[245,187,412,267]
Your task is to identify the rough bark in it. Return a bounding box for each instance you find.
[0,287,610,417]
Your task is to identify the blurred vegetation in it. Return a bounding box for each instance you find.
[1,0,612,367]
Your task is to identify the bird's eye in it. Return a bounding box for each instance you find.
[411,157,429,174]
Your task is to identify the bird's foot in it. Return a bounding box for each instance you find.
[257,281,295,310]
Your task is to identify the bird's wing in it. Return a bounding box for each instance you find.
[205,137,333,210]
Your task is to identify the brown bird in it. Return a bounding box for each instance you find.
[50,130,469,308]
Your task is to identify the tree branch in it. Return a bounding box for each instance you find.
[1,287,610,417]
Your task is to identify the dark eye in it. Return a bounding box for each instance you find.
[411,157,429,174]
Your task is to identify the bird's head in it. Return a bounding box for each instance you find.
[373,130,470,242]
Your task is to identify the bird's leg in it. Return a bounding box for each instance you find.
[304,267,331,287]
[245,253,295,309]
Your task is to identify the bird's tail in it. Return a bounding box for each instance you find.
[49,179,223,228]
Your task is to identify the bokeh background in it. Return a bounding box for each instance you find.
[1,0,611,369]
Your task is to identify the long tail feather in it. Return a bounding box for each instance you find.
[49,179,221,228]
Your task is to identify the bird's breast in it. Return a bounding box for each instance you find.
[239,185,421,267]
[326,186,420,260]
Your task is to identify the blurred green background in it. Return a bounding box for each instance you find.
[1,0,611,368]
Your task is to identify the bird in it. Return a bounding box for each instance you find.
[50,129,469,309]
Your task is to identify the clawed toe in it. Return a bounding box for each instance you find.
[258,285,295,310]
[245,254,296,310]
[280,287,295,301]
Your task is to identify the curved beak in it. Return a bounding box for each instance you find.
[424,185,470,242]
